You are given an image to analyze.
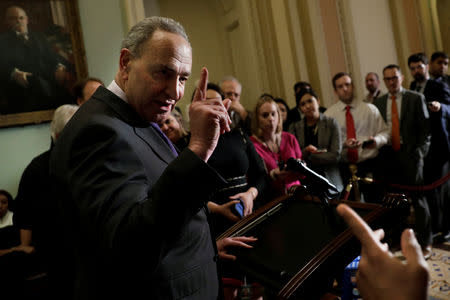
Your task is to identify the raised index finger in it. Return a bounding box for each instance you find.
[336,204,381,251]
[192,67,208,102]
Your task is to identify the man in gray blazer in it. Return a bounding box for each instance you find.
[49,17,234,299]
[374,64,432,256]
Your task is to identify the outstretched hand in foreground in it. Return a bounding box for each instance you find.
[336,204,429,300]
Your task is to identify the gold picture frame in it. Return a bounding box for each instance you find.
[0,0,87,128]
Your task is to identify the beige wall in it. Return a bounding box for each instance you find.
[437,0,450,53]
[157,0,233,118]
[148,0,444,110]
[346,0,397,99]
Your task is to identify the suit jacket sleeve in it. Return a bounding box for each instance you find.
[308,117,341,166]
[64,121,225,263]
[413,93,431,159]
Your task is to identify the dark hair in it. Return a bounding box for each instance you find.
[73,77,104,99]
[408,52,428,66]
[274,97,289,112]
[293,81,311,93]
[0,189,13,211]
[207,83,224,99]
[430,51,449,62]
[383,64,402,74]
[174,106,182,116]
[259,93,274,100]
[297,89,319,104]
[191,82,224,102]
[332,72,351,90]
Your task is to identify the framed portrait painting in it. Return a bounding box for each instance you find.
[0,0,87,128]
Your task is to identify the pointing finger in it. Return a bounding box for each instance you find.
[337,204,382,254]
[192,67,208,102]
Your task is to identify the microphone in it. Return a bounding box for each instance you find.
[285,158,340,204]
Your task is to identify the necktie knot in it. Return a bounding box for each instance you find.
[346,105,351,112]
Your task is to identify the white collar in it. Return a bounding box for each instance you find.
[107,80,128,103]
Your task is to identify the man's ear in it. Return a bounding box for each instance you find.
[119,48,133,73]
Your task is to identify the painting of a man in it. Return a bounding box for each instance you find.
[0,5,75,115]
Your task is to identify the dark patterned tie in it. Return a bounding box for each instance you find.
[150,123,178,156]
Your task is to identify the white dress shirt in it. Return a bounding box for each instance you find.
[325,99,389,163]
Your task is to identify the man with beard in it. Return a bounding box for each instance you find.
[408,53,450,243]
[363,72,381,103]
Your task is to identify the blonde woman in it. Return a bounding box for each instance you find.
[250,95,303,196]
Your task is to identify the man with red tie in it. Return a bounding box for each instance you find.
[373,64,432,258]
[324,72,388,203]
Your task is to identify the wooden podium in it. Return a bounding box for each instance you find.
[217,186,409,299]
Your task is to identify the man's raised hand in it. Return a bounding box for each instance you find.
[188,67,231,161]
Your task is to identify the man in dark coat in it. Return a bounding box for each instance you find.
[49,17,235,300]
[408,52,450,240]
[374,64,432,257]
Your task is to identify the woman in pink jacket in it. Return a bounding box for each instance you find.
[250,94,303,196]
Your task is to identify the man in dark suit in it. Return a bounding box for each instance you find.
[374,64,432,257]
[0,6,71,114]
[49,17,236,300]
[429,51,449,87]
[408,52,450,241]
[10,104,78,299]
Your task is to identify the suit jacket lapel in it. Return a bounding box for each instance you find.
[400,90,408,127]
[379,95,388,121]
[134,127,176,164]
[93,86,176,164]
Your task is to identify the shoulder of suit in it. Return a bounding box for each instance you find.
[404,89,423,99]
